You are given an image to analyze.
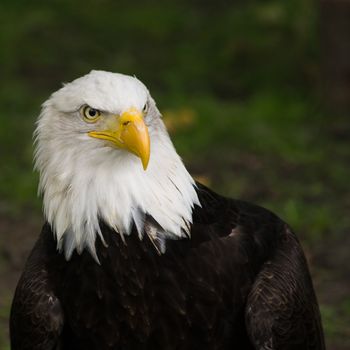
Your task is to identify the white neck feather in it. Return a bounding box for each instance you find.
[35,108,199,260]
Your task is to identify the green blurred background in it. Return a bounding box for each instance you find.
[0,0,349,349]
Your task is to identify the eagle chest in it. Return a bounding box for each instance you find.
[55,234,250,349]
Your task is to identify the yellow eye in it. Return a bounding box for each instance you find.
[82,106,101,123]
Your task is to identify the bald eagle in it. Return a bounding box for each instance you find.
[10,71,325,350]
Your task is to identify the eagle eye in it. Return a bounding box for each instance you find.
[142,102,149,115]
[81,106,101,123]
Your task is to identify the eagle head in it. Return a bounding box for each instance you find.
[34,70,199,261]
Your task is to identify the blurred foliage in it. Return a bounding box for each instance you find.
[0,296,11,350]
[0,0,323,215]
[0,0,349,348]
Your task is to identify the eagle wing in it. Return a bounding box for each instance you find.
[10,229,64,350]
[245,226,325,350]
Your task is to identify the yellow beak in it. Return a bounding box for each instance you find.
[88,108,150,170]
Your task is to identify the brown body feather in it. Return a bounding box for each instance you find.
[10,184,325,349]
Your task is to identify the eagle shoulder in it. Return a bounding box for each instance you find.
[244,225,325,349]
[194,183,325,349]
[10,225,64,350]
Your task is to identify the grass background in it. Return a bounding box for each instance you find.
[0,0,349,348]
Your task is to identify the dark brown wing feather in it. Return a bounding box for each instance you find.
[245,225,325,350]
[10,231,64,350]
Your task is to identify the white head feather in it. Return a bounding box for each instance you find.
[34,70,200,260]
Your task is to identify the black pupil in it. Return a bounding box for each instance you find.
[88,109,97,117]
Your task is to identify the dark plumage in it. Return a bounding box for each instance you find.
[10,184,325,350]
